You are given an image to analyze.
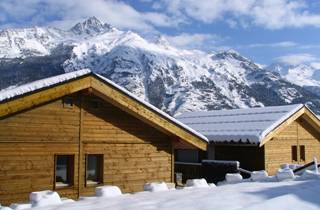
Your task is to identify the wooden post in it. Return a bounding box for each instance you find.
[78,94,84,198]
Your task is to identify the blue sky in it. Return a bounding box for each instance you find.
[1,0,320,66]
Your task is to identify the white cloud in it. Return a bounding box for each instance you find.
[163,33,221,49]
[0,0,179,31]
[276,53,318,65]
[155,0,320,29]
[247,41,298,48]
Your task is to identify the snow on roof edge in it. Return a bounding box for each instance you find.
[94,73,208,142]
[0,69,92,102]
[259,104,304,142]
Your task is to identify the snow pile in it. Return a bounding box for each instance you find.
[96,186,122,197]
[299,170,320,180]
[144,182,169,192]
[0,207,13,210]
[9,203,31,210]
[185,179,209,188]
[225,173,243,183]
[13,179,320,210]
[276,168,295,181]
[29,190,62,207]
[250,171,268,181]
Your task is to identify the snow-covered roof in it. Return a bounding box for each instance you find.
[0,69,91,102]
[0,69,207,143]
[176,104,304,144]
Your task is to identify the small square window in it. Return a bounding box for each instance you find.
[63,97,74,108]
[55,155,74,188]
[86,154,103,186]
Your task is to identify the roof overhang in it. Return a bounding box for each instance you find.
[0,72,208,150]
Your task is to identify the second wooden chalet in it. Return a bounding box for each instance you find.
[177,104,320,174]
[0,69,208,205]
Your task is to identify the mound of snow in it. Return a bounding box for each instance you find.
[30,190,62,207]
[185,179,209,188]
[276,168,295,181]
[0,207,13,210]
[144,182,169,192]
[250,171,268,181]
[9,203,31,210]
[61,198,75,204]
[300,170,320,180]
[96,186,122,197]
[280,163,300,170]
[225,173,243,183]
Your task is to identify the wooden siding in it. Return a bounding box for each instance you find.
[81,94,172,195]
[264,117,320,175]
[0,92,173,205]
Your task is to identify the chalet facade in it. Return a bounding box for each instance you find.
[177,104,320,175]
[0,69,207,205]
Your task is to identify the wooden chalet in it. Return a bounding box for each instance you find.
[0,69,208,205]
[177,104,320,175]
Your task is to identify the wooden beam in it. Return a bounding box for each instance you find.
[90,77,207,150]
[0,77,91,118]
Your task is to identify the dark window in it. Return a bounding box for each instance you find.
[175,149,200,163]
[300,145,305,161]
[86,154,103,185]
[55,155,74,188]
[63,97,74,108]
[291,146,298,162]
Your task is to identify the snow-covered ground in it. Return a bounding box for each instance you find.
[4,178,320,210]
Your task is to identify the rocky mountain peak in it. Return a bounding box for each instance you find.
[70,16,111,35]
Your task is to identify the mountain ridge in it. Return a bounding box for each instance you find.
[1,17,320,115]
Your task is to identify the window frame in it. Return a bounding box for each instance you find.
[175,149,204,163]
[299,145,306,162]
[291,145,298,162]
[54,154,75,189]
[62,96,74,109]
[85,154,104,187]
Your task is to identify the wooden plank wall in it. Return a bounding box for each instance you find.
[0,97,81,205]
[264,117,320,175]
[81,94,172,195]
[296,118,320,163]
[0,92,173,205]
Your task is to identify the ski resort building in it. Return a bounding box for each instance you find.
[0,69,208,205]
[176,105,320,175]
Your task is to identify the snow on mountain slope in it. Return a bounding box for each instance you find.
[1,17,320,115]
[268,63,320,97]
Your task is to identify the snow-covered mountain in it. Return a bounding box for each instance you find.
[1,17,320,115]
[268,63,320,97]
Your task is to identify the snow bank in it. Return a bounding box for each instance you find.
[0,207,13,210]
[276,168,295,181]
[144,182,169,192]
[9,203,31,210]
[225,173,243,183]
[96,186,122,197]
[185,179,209,188]
[250,171,268,181]
[299,170,320,180]
[30,190,62,207]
